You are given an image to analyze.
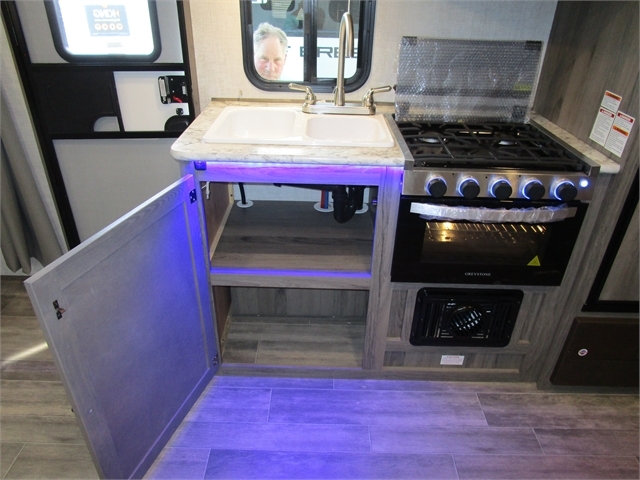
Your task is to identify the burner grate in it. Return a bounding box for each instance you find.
[397,122,588,173]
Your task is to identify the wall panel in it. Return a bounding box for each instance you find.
[532,1,639,387]
[189,0,557,110]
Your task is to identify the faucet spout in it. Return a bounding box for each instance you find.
[334,11,354,107]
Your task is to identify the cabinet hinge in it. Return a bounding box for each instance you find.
[189,189,197,203]
[212,354,219,367]
[53,300,66,320]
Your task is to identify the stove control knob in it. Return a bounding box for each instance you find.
[426,176,447,198]
[458,177,480,199]
[522,179,546,200]
[552,180,578,201]
[490,179,512,200]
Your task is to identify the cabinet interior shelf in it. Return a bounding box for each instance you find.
[209,201,374,289]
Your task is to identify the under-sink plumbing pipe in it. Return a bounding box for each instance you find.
[330,186,364,223]
[320,189,331,210]
[238,183,248,205]
[236,183,253,208]
[274,184,365,224]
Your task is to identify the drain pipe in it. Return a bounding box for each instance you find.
[331,186,364,224]
[273,184,365,223]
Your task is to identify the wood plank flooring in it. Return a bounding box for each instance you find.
[146,375,638,479]
[1,276,638,479]
[1,277,98,479]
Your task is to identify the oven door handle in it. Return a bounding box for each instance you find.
[410,203,578,224]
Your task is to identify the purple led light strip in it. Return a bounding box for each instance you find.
[197,161,387,185]
[210,267,371,278]
[210,267,371,279]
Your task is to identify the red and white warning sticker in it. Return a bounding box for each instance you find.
[590,107,616,146]
[601,90,622,113]
[604,111,635,157]
[589,90,634,156]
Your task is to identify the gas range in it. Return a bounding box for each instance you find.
[397,120,600,202]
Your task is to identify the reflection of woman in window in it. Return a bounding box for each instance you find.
[283,3,326,33]
[283,1,304,31]
[253,23,288,81]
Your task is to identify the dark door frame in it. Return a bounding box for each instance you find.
[1,1,196,249]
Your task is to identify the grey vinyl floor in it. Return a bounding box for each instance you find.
[1,276,638,480]
[1,276,98,479]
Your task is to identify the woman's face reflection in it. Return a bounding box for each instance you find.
[254,35,287,81]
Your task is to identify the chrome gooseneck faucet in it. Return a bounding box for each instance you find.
[333,3,354,107]
[289,0,392,116]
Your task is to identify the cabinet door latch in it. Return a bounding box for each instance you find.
[189,189,197,204]
[53,300,66,319]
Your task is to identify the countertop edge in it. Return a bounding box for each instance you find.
[530,112,621,174]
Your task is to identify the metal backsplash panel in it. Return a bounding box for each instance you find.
[395,38,543,123]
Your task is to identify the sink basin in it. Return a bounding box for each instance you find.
[202,106,395,148]
[304,114,394,147]
[203,107,299,142]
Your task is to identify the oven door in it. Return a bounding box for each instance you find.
[391,196,588,286]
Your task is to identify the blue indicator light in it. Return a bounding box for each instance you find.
[579,179,589,188]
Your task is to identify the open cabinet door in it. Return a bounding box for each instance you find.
[24,175,218,479]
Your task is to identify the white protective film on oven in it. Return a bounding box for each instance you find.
[411,202,578,224]
[395,38,543,123]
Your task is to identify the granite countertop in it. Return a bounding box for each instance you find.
[530,112,620,174]
[170,99,408,167]
[170,100,619,174]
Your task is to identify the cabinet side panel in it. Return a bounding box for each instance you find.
[203,181,233,258]
[600,204,639,301]
[387,290,406,338]
[534,2,638,166]
[363,167,403,369]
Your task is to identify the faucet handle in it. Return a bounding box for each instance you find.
[362,85,393,107]
[288,83,317,105]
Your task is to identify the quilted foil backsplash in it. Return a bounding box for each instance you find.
[395,38,543,123]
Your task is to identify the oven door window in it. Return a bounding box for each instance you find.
[421,221,551,266]
[392,197,588,286]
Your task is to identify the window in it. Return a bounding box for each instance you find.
[45,0,161,63]
[240,0,376,92]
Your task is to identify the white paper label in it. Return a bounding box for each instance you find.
[440,355,465,365]
[589,90,633,154]
[590,107,616,146]
[601,90,622,113]
[604,111,635,157]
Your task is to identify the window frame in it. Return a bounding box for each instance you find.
[44,0,162,64]
[240,0,376,93]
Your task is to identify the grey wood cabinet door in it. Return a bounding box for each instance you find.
[24,175,218,479]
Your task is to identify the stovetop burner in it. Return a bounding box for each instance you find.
[417,133,443,144]
[396,119,599,201]
[397,121,590,173]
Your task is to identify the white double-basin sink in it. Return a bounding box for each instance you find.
[202,106,395,148]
